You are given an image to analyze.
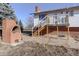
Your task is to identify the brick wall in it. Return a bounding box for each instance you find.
[2,18,22,44]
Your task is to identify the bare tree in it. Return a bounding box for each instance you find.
[19,20,23,32]
[27,16,34,29]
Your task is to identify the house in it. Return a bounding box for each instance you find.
[32,6,79,37]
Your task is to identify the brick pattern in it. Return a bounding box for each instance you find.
[2,18,22,44]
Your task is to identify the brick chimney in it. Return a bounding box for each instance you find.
[35,6,40,13]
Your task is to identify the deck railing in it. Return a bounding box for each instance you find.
[32,15,49,36]
[32,14,69,36]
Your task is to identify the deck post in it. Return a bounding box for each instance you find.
[46,14,50,44]
[46,15,48,36]
[32,27,33,37]
[56,21,59,37]
[38,21,40,36]
[38,27,39,36]
[67,26,70,40]
[47,24,48,38]
[66,14,70,40]
[57,25,59,36]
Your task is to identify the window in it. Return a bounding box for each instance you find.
[39,13,46,20]
[61,17,64,24]
[65,15,69,25]
[54,15,57,19]
[55,21,58,24]
[61,12,63,14]
[66,11,68,14]
[70,10,74,16]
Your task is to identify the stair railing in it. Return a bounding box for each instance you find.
[32,15,49,36]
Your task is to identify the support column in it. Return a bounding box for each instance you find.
[67,26,70,40]
[38,21,40,36]
[32,27,33,37]
[46,15,49,44]
[57,25,59,36]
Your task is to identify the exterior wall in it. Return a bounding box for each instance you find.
[34,9,79,27]
[69,16,79,27]
[47,10,79,27]
[48,13,54,24]
[69,10,79,27]
[2,18,22,44]
[74,9,79,14]
[34,15,39,27]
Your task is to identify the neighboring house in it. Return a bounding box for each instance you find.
[32,6,79,36]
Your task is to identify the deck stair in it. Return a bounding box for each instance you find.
[32,16,49,36]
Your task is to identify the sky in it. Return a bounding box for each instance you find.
[10,3,79,27]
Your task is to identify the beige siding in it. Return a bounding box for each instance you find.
[69,16,79,27]
[34,15,39,27]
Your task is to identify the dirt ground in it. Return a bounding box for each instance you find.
[0,40,79,56]
[0,34,79,56]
